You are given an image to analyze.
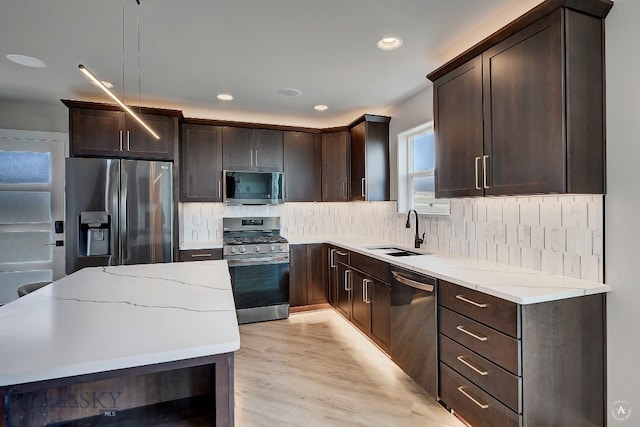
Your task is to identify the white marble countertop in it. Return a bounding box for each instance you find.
[0,261,240,387]
[289,235,610,305]
[179,241,222,250]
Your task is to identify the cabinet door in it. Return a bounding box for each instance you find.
[283,131,321,202]
[222,127,253,170]
[349,122,366,201]
[321,131,349,201]
[289,244,307,307]
[370,279,390,352]
[483,12,563,195]
[351,270,371,335]
[253,129,283,171]
[306,243,327,304]
[69,108,125,157]
[336,262,351,319]
[433,56,484,197]
[126,113,177,160]
[180,124,223,202]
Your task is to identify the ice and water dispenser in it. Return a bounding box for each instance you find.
[78,211,110,257]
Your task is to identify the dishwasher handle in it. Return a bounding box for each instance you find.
[392,271,435,292]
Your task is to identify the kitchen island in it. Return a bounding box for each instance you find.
[0,261,240,426]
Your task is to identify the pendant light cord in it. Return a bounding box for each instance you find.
[122,0,126,103]
[137,0,141,112]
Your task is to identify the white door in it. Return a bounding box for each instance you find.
[0,129,67,305]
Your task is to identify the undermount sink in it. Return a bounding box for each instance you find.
[365,246,426,257]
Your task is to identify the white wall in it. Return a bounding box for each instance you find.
[0,99,67,133]
[605,0,639,422]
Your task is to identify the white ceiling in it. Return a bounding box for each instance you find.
[0,0,543,127]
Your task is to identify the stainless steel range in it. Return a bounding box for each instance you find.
[222,217,289,324]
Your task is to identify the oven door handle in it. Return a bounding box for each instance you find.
[226,256,289,266]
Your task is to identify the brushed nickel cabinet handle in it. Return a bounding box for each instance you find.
[457,386,489,409]
[336,251,348,256]
[344,269,351,291]
[191,253,212,258]
[126,131,131,152]
[250,149,254,167]
[363,279,372,303]
[361,178,366,198]
[119,130,124,151]
[330,249,336,268]
[475,156,481,190]
[456,325,488,342]
[255,150,258,167]
[456,295,487,308]
[482,155,489,189]
[218,180,221,199]
[457,356,489,376]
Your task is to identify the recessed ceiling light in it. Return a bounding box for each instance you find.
[314,105,328,111]
[6,54,47,68]
[377,36,403,51]
[277,88,302,97]
[217,93,234,101]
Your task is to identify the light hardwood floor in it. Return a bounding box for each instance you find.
[235,309,466,427]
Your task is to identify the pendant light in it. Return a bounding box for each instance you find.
[79,0,159,140]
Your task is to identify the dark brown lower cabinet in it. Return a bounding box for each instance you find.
[289,244,327,307]
[178,248,223,262]
[438,280,605,427]
[349,269,391,353]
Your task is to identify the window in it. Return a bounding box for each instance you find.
[398,122,449,215]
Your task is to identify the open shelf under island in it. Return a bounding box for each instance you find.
[0,261,240,426]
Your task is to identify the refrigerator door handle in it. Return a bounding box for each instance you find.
[120,168,128,265]
[110,162,120,266]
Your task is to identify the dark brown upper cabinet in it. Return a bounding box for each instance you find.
[433,57,484,198]
[222,127,283,172]
[349,115,391,201]
[63,100,180,161]
[428,0,611,197]
[321,130,350,202]
[180,122,223,202]
[283,131,322,202]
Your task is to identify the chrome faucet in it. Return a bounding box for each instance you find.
[406,209,425,249]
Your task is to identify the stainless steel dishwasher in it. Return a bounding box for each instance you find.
[390,267,437,397]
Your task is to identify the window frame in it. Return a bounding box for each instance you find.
[397,122,449,215]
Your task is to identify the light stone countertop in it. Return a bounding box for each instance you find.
[287,235,611,305]
[0,260,240,387]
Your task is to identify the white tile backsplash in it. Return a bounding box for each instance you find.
[181,194,604,282]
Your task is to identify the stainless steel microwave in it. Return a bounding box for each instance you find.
[223,170,284,205]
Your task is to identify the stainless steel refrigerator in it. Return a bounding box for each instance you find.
[65,158,173,274]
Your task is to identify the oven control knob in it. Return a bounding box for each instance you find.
[278,245,285,251]
[270,245,276,252]
[240,247,246,253]
[230,247,236,254]
[255,246,261,252]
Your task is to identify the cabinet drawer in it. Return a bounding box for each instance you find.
[330,247,350,266]
[440,363,520,427]
[439,280,520,338]
[178,248,222,262]
[440,334,521,413]
[440,307,520,375]
[350,252,389,282]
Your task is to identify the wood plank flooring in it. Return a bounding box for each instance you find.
[235,309,466,427]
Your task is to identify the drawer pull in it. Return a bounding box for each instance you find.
[336,251,348,256]
[191,253,212,258]
[456,295,488,308]
[457,386,489,409]
[457,356,489,376]
[456,325,488,342]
